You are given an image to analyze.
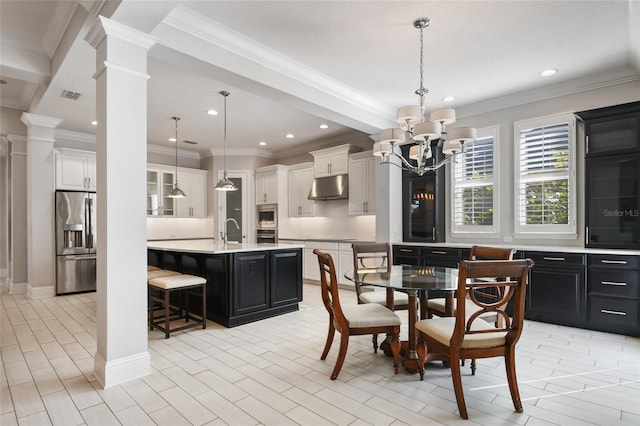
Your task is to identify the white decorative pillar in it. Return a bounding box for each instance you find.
[20,113,61,298]
[375,158,403,244]
[85,17,156,388]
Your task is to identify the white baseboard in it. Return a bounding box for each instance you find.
[9,282,27,294]
[27,285,55,299]
[94,351,151,389]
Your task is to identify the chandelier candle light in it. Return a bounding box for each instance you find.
[214,90,239,191]
[373,18,476,176]
[167,116,186,199]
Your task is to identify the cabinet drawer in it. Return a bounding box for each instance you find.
[526,252,586,267]
[589,270,639,298]
[589,296,639,327]
[393,245,421,257]
[588,254,639,269]
[422,247,460,259]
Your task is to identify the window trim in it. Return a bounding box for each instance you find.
[514,113,577,238]
[450,125,500,235]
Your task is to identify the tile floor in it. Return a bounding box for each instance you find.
[1,283,639,425]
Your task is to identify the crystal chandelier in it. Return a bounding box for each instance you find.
[373,18,476,176]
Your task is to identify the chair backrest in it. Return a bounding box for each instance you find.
[314,249,348,330]
[469,245,515,261]
[351,243,391,299]
[451,259,534,349]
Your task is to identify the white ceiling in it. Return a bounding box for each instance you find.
[1,0,639,158]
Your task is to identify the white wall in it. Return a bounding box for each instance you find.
[447,80,640,248]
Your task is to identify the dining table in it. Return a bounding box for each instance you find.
[344,264,459,373]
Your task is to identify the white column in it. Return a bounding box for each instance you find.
[375,158,403,244]
[20,114,61,298]
[85,17,156,388]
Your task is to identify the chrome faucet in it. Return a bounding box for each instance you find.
[221,218,240,244]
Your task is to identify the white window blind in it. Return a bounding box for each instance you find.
[451,126,498,234]
[515,114,576,236]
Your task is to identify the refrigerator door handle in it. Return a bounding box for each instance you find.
[86,197,94,249]
[61,255,97,261]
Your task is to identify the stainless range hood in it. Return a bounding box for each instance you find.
[308,174,348,201]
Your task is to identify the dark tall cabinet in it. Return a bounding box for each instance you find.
[578,101,640,249]
[401,142,446,242]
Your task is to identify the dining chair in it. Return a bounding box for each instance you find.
[314,249,401,380]
[426,245,515,374]
[416,258,534,419]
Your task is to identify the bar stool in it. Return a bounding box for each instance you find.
[148,274,207,339]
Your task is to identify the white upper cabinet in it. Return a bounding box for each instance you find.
[255,165,287,205]
[55,149,96,191]
[309,144,351,177]
[348,152,376,215]
[288,164,315,217]
[147,164,207,217]
[176,170,208,217]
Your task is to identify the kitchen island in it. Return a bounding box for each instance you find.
[147,240,304,327]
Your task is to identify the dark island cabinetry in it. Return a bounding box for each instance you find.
[148,247,302,327]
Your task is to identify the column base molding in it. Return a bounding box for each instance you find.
[94,351,151,389]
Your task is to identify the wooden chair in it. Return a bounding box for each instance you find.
[314,249,401,380]
[352,243,410,309]
[427,245,515,374]
[416,259,534,419]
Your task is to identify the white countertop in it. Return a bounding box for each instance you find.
[147,239,305,254]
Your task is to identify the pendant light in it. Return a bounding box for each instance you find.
[167,116,186,198]
[214,90,238,191]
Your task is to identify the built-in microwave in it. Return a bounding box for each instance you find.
[257,204,277,228]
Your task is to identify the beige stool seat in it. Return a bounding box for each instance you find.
[147,265,161,271]
[148,273,207,339]
[148,269,181,281]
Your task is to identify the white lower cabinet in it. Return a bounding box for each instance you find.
[303,241,354,287]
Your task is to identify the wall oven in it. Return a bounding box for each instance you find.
[257,204,277,228]
[257,228,278,243]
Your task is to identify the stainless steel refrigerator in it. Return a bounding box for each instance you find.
[55,191,97,295]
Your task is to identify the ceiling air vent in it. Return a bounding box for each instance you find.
[61,90,82,101]
[183,140,198,145]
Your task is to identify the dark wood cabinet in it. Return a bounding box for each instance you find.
[524,251,587,328]
[588,254,639,335]
[579,102,640,249]
[392,245,422,266]
[148,248,302,327]
[401,142,445,242]
[233,251,269,315]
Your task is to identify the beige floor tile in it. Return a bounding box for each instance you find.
[49,357,82,381]
[31,367,65,396]
[113,405,156,426]
[234,395,300,426]
[63,376,103,410]
[91,383,136,413]
[80,403,120,426]
[41,390,85,426]
[121,379,168,414]
[147,405,191,426]
[158,386,216,425]
[9,382,44,419]
[0,411,17,426]
[23,349,51,371]
[0,383,14,414]
[16,410,52,426]
[193,389,258,426]
[4,360,32,386]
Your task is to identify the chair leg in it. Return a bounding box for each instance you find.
[471,358,477,375]
[201,284,207,329]
[390,332,400,375]
[321,320,335,360]
[372,333,378,353]
[163,289,170,339]
[505,348,523,413]
[416,336,426,381]
[450,353,468,419]
[330,331,350,380]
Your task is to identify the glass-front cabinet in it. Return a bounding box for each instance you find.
[585,154,640,249]
[579,101,640,249]
[146,169,176,216]
[402,171,445,242]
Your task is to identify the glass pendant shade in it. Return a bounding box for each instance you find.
[167,116,186,199]
[215,91,238,192]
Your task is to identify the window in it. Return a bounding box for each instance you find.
[514,114,576,237]
[451,126,498,234]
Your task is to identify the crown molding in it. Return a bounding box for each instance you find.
[147,143,203,160]
[205,147,274,159]
[54,128,96,144]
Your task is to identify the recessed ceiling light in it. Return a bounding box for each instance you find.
[319,124,329,129]
[285,133,294,139]
[168,137,176,142]
[90,120,97,126]
[540,69,558,77]
[206,109,218,116]
[442,96,455,102]
[258,141,267,146]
